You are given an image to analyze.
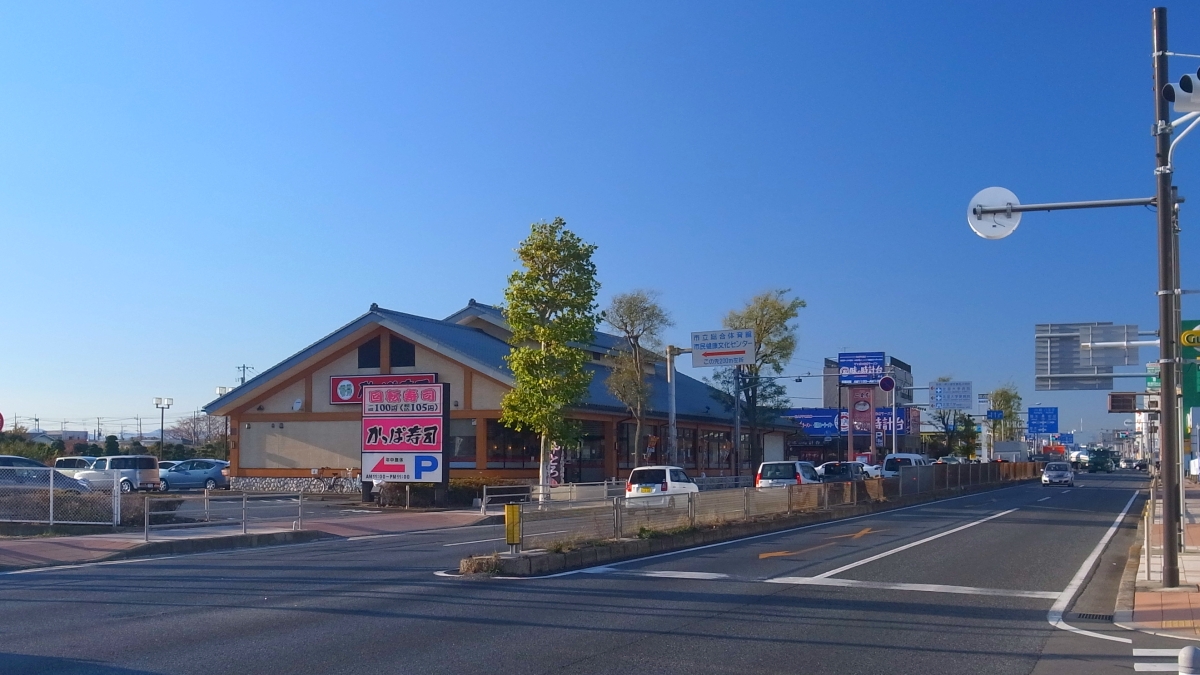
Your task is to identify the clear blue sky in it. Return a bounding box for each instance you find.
[1,1,1196,439]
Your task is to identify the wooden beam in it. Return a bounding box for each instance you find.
[380,329,391,374]
[463,370,474,410]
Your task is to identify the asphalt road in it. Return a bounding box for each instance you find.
[0,471,1183,675]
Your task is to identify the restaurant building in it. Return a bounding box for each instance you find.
[204,300,793,487]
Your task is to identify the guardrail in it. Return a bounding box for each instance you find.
[480,481,625,514]
[511,462,1044,550]
[0,468,122,526]
[142,491,306,541]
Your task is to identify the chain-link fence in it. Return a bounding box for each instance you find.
[514,462,1043,550]
[0,467,121,526]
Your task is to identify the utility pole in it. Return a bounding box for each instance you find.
[237,364,254,386]
[1152,7,1182,587]
[733,367,742,476]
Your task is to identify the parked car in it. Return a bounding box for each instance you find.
[755,461,820,488]
[817,461,879,479]
[625,466,698,507]
[1135,459,1149,471]
[819,462,866,482]
[1042,461,1074,487]
[157,461,180,473]
[158,459,230,491]
[881,453,930,478]
[53,456,98,478]
[75,455,159,493]
[0,455,93,493]
[935,456,963,464]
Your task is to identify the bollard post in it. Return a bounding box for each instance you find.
[504,503,521,554]
[787,484,793,515]
[406,484,411,510]
[1181,646,1200,675]
[242,492,247,534]
[204,489,210,522]
[144,496,150,542]
[113,472,120,527]
[48,468,55,527]
[743,487,750,517]
[689,492,696,528]
[297,492,304,530]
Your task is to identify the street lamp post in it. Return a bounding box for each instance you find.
[154,397,173,458]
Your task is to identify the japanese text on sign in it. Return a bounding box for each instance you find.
[363,385,443,416]
[838,352,886,385]
[362,417,443,451]
[690,329,756,367]
[330,374,437,405]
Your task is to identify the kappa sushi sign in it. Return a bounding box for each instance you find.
[361,383,448,483]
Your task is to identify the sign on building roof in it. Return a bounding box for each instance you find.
[838,352,885,385]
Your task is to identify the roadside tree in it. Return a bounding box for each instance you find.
[604,290,672,465]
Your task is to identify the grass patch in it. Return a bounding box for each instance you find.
[460,554,502,575]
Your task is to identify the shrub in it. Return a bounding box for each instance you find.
[459,554,501,575]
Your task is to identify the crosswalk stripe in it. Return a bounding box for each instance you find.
[1134,649,1182,657]
[1134,664,1178,672]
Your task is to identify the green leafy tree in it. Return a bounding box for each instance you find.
[604,290,672,465]
[500,218,601,485]
[987,384,1024,442]
[710,289,806,468]
[104,435,120,456]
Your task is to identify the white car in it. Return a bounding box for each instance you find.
[625,465,698,507]
[881,453,931,478]
[756,461,821,488]
[818,461,881,479]
[52,456,98,479]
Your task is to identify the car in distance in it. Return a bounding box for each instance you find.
[53,456,98,478]
[0,455,93,493]
[818,461,880,479]
[625,465,698,507]
[76,455,159,493]
[756,461,820,488]
[1042,461,1074,487]
[818,462,866,482]
[881,453,930,478]
[158,459,230,492]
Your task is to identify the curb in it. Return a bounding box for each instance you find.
[473,480,1034,577]
[1112,502,1200,642]
[0,529,340,572]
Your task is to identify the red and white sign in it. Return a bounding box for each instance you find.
[361,452,442,482]
[848,386,876,438]
[362,416,443,451]
[362,384,443,416]
[329,374,437,405]
[690,330,757,367]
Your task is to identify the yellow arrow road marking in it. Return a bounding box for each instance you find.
[828,527,884,540]
[758,542,837,559]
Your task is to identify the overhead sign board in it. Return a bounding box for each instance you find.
[1027,407,1059,434]
[1034,323,1139,391]
[690,330,756,367]
[986,409,1004,420]
[1146,363,1162,393]
[930,381,973,410]
[362,383,447,483]
[1056,432,1075,445]
[838,352,886,385]
[330,373,438,405]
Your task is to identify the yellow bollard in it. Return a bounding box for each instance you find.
[504,503,521,553]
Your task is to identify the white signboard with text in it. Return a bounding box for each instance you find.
[691,329,756,367]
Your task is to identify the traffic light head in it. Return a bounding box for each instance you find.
[1164,69,1200,112]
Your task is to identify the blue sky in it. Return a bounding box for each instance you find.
[1,1,1195,439]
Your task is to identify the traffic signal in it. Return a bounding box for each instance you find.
[1163,69,1200,112]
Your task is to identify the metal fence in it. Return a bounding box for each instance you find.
[512,462,1043,549]
[142,491,306,541]
[0,467,122,526]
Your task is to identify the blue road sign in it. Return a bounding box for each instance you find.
[930,381,973,410]
[1027,407,1059,434]
[986,409,1004,420]
[838,352,886,385]
[1056,432,1075,445]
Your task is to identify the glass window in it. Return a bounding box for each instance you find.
[629,468,666,485]
[389,337,416,368]
[567,421,605,483]
[92,459,107,470]
[358,336,381,369]
[670,469,690,483]
[759,463,796,480]
[486,420,540,469]
[676,428,696,468]
[448,419,477,469]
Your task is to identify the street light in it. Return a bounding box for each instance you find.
[154,397,173,458]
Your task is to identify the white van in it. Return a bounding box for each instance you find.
[881,453,930,478]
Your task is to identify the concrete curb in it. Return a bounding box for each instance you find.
[1112,510,1142,624]
[0,529,341,572]
[474,480,1034,577]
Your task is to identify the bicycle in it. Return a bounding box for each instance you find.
[305,468,360,494]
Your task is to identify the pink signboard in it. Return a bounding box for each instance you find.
[362,417,443,452]
[362,384,443,416]
[329,374,437,405]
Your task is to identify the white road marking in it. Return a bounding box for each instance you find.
[1061,490,1071,494]
[1037,497,1051,502]
[443,530,568,547]
[1134,664,1178,672]
[813,508,1018,579]
[765,576,1058,599]
[638,570,729,580]
[1134,649,1183,657]
[1048,490,1138,644]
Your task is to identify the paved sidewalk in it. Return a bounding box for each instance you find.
[1128,484,1200,637]
[0,507,491,571]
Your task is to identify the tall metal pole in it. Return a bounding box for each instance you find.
[1153,6,1181,587]
[667,346,678,466]
[733,368,742,476]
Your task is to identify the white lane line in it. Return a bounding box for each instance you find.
[638,570,729,580]
[442,530,568,547]
[1038,497,1051,502]
[1134,664,1178,672]
[1135,649,1184,657]
[1048,490,1138,644]
[813,508,1018,579]
[1061,490,1071,494]
[765,576,1059,599]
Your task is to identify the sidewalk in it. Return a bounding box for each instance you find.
[1122,484,1200,638]
[0,507,491,572]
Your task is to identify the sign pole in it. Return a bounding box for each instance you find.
[667,346,677,466]
[1154,6,1181,587]
[891,388,897,455]
[733,368,742,477]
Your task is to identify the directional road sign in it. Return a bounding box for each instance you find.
[1056,432,1075,445]
[930,381,973,411]
[986,409,1004,420]
[1027,407,1059,434]
[690,330,756,367]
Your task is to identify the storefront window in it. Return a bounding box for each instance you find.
[676,428,696,468]
[486,420,540,469]
[447,419,476,469]
[562,421,605,484]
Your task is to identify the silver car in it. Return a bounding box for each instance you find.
[1041,461,1074,487]
[76,455,159,493]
